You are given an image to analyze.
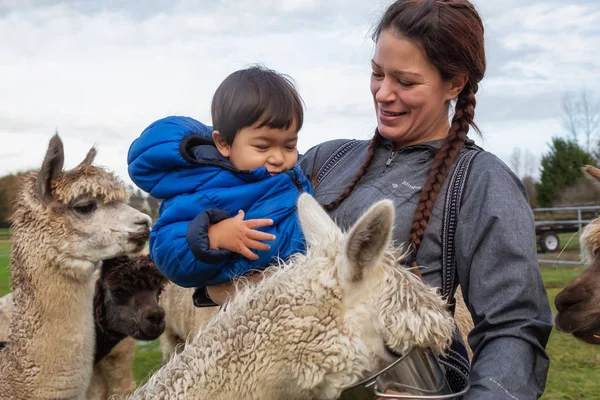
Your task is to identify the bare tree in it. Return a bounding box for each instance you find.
[509,147,521,178]
[562,90,600,152]
[523,149,537,178]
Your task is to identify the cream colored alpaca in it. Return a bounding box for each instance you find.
[1,292,144,400]
[159,284,218,364]
[1,296,139,400]
[88,337,138,400]
[130,194,455,400]
[0,293,11,345]
[0,135,151,400]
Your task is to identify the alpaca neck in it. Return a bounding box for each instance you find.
[93,282,126,364]
[94,322,126,364]
[1,240,97,399]
[133,266,359,399]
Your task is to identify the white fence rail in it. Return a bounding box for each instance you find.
[534,205,600,267]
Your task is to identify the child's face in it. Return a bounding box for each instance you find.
[213,122,298,174]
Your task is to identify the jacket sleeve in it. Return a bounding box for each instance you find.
[186,208,232,263]
[456,153,552,400]
[150,195,234,288]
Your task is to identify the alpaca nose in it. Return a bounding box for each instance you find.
[145,307,165,325]
[135,213,152,229]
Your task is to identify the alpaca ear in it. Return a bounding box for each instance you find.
[344,200,394,282]
[35,133,64,204]
[77,146,97,168]
[583,165,600,188]
[297,193,341,247]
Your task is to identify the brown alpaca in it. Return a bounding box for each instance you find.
[555,165,600,345]
[93,255,167,363]
[0,134,151,400]
[89,255,168,399]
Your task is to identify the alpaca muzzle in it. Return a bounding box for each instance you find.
[128,228,150,243]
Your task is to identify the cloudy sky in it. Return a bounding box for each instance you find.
[0,0,599,187]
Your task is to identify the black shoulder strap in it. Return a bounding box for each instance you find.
[315,139,361,186]
[441,148,481,303]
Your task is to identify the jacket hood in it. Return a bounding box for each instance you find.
[128,116,296,199]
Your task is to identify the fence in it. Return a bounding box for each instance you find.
[534,205,600,267]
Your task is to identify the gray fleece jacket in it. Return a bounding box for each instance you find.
[299,137,552,400]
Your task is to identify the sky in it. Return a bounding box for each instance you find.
[0,0,599,187]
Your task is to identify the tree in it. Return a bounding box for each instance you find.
[536,137,595,207]
[508,147,539,207]
[0,172,28,228]
[522,149,537,178]
[509,147,521,177]
[562,90,600,153]
[522,176,538,209]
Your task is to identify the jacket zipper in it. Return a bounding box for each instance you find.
[383,150,397,173]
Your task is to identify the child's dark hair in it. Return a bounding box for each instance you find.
[211,65,304,144]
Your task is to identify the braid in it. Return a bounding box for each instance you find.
[409,83,478,255]
[321,131,382,211]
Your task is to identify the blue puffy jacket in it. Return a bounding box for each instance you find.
[127,116,313,288]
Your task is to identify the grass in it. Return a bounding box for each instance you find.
[133,340,163,384]
[0,244,599,396]
[557,232,583,252]
[0,228,11,241]
[0,243,11,296]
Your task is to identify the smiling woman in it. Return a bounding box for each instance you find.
[299,0,553,399]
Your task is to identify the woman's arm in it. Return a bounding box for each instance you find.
[456,153,552,399]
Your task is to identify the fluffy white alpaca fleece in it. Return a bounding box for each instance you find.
[130,195,455,400]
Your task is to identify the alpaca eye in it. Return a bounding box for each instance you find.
[74,202,97,215]
[113,289,130,302]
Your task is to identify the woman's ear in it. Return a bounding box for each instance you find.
[446,74,469,101]
[212,130,231,158]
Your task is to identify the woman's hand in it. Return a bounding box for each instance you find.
[208,210,275,260]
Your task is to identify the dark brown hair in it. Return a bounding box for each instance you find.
[211,65,304,144]
[323,0,485,256]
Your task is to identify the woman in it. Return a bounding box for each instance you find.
[299,0,552,398]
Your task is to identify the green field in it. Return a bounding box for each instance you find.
[0,245,599,397]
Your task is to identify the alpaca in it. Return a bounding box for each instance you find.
[93,255,167,363]
[0,255,168,399]
[555,165,600,345]
[0,293,11,349]
[453,288,473,360]
[159,284,218,364]
[89,255,168,399]
[0,134,152,400]
[89,337,138,400]
[129,193,455,400]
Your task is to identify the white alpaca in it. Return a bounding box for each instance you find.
[0,135,151,400]
[130,194,455,400]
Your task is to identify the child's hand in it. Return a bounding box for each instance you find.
[208,210,275,260]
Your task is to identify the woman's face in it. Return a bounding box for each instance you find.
[370,29,459,148]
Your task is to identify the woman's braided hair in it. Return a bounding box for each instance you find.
[322,0,486,256]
